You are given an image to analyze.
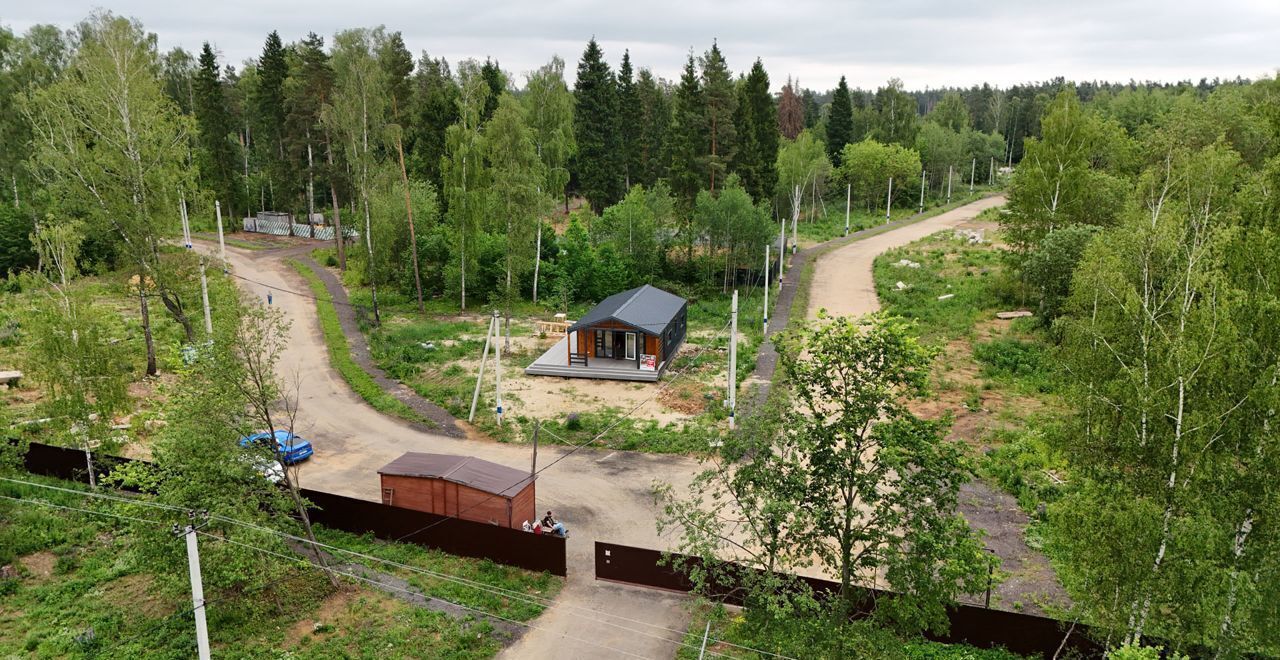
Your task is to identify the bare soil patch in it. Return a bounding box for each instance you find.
[101,573,175,619]
[17,551,54,580]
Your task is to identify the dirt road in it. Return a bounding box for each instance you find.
[212,242,697,659]
[807,196,1007,319]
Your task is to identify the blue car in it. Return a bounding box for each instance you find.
[238,430,314,464]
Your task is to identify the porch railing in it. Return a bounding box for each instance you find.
[568,352,589,367]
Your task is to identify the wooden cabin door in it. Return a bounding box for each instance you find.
[625,332,637,360]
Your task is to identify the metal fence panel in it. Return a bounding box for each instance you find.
[14,442,563,575]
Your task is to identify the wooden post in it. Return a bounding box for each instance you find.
[468,314,496,423]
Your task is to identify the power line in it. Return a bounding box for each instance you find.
[0,493,170,527]
[199,531,658,660]
[3,474,793,659]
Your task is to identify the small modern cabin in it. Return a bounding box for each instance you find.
[525,284,688,382]
[378,453,535,529]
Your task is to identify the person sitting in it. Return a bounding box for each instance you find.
[541,510,568,537]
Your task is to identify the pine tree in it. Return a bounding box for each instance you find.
[635,68,670,186]
[667,53,706,210]
[826,75,854,166]
[193,43,240,218]
[572,39,621,212]
[252,31,288,209]
[616,50,641,190]
[700,41,736,193]
[406,53,457,187]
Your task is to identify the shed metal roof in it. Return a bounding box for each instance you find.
[567,284,686,334]
[378,452,533,498]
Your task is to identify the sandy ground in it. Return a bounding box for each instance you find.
[207,240,700,660]
[807,196,1007,319]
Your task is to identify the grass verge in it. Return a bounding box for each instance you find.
[288,259,428,425]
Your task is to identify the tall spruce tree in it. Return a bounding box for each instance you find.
[635,67,670,186]
[616,50,641,189]
[252,31,288,209]
[572,39,621,212]
[736,58,778,202]
[778,77,804,139]
[827,75,854,166]
[406,53,457,187]
[700,41,737,193]
[667,53,706,210]
[479,57,505,121]
[193,43,240,218]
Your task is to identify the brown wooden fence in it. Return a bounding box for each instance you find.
[14,441,565,575]
[595,541,1104,658]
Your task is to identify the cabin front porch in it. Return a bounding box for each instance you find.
[524,336,664,382]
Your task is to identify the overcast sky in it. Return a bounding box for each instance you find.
[6,1,1279,91]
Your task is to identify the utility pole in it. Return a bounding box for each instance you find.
[843,183,851,236]
[727,290,738,431]
[199,258,213,337]
[946,165,954,204]
[179,193,192,250]
[176,513,211,660]
[790,184,799,254]
[214,201,227,272]
[919,170,926,214]
[533,187,542,304]
[777,217,785,284]
[530,423,540,478]
[763,244,770,335]
[468,314,497,423]
[970,158,976,194]
[990,157,995,185]
[697,621,711,659]
[494,310,503,426]
[885,177,893,223]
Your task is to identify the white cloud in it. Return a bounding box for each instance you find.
[5,0,1278,91]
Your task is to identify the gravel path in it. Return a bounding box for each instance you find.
[298,257,465,438]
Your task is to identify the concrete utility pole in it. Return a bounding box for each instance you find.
[214,201,227,271]
[727,290,738,430]
[777,217,785,284]
[885,177,893,223]
[844,183,851,235]
[468,314,498,423]
[919,170,926,214]
[990,157,995,185]
[494,309,503,426]
[178,517,211,660]
[946,165,954,204]
[179,193,192,250]
[199,258,213,337]
[790,185,799,254]
[763,244,770,335]
[533,187,542,304]
[970,158,976,194]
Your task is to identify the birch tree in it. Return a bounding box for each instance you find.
[323,28,387,323]
[24,12,199,367]
[522,56,575,304]
[441,59,489,310]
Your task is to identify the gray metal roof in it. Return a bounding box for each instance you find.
[567,284,686,334]
[378,452,533,497]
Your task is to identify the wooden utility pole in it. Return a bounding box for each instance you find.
[468,314,497,423]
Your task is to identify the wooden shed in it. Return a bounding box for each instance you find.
[378,453,535,529]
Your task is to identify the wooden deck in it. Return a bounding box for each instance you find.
[524,338,662,382]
